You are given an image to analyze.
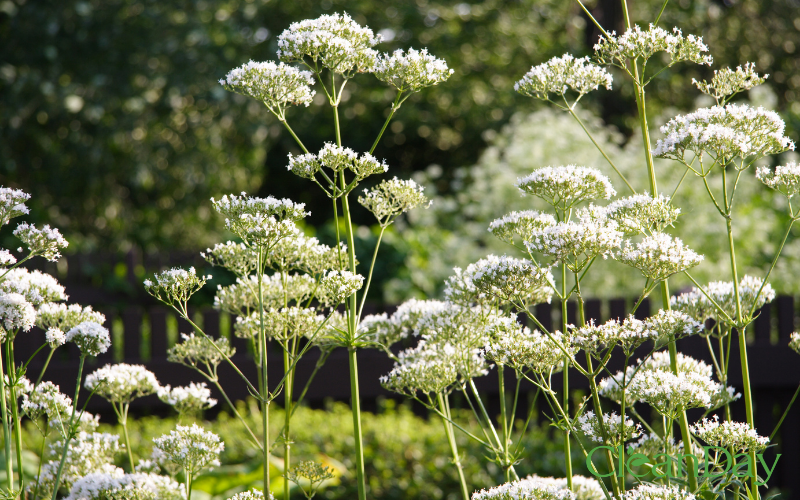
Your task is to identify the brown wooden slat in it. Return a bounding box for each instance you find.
[608,298,626,322]
[203,309,221,339]
[584,298,601,325]
[122,307,142,361]
[753,303,772,346]
[534,302,552,333]
[776,295,794,343]
[149,307,169,359]
[633,298,650,320]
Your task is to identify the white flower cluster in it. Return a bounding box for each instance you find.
[358,177,429,226]
[65,321,111,357]
[691,415,769,453]
[277,12,381,76]
[12,222,68,261]
[594,24,712,67]
[0,187,30,225]
[152,424,224,475]
[84,363,160,404]
[360,299,448,347]
[0,292,35,337]
[694,62,767,103]
[158,382,217,415]
[516,165,616,208]
[0,249,16,266]
[66,469,185,500]
[214,273,314,314]
[524,476,604,500]
[756,162,800,199]
[21,381,72,422]
[144,267,211,306]
[35,432,123,494]
[36,302,105,335]
[472,476,576,500]
[525,215,623,269]
[571,315,659,355]
[235,306,323,342]
[485,319,574,373]
[211,192,308,247]
[515,54,612,100]
[654,104,794,162]
[47,327,69,348]
[288,143,388,182]
[49,411,101,437]
[167,333,235,371]
[268,232,345,275]
[577,410,641,446]
[790,332,800,354]
[461,255,553,305]
[374,48,453,93]
[605,194,680,235]
[671,275,775,326]
[202,241,258,277]
[618,232,703,281]
[644,309,703,340]
[227,489,274,500]
[221,60,315,117]
[622,484,696,500]
[319,270,364,304]
[0,267,67,305]
[489,210,557,245]
[380,340,459,396]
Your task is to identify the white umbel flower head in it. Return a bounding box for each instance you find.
[485,319,574,373]
[0,249,16,266]
[694,62,767,103]
[358,177,429,226]
[790,332,800,354]
[756,162,800,199]
[361,299,448,347]
[691,415,769,453]
[618,232,704,281]
[605,194,680,235]
[0,187,30,226]
[622,484,696,500]
[144,267,211,306]
[525,217,623,269]
[515,54,612,100]
[374,48,453,92]
[277,12,382,76]
[380,341,459,396]
[152,424,224,475]
[168,333,235,371]
[671,275,775,326]
[65,470,186,500]
[577,410,641,446]
[201,241,258,277]
[0,268,66,305]
[84,364,160,404]
[524,475,604,500]
[36,303,105,332]
[45,327,66,347]
[211,192,308,248]
[65,321,111,357]
[654,104,794,162]
[571,315,658,356]
[13,223,68,261]
[516,165,616,208]
[221,60,315,119]
[0,292,35,337]
[21,381,72,422]
[489,210,557,245]
[594,24,712,66]
[472,477,576,500]
[644,309,703,340]
[319,270,364,304]
[158,382,217,416]
[464,255,553,305]
[228,489,274,500]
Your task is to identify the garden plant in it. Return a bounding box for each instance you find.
[1,2,800,500]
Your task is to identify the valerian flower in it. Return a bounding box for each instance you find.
[202,241,258,278]
[671,275,775,327]
[694,62,767,104]
[472,477,576,500]
[576,410,641,446]
[33,432,124,494]
[0,187,31,226]
[525,215,623,270]
[489,210,557,245]
[360,299,448,347]
[153,424,224,476]
[228,489,274,500]
[618,232,704,281]
[210,192,308,248]
[65,470,186,500]
[374,48,453,93]
[358,177,429,226]
[65,321,110,357]
[691,415,769,453]
[0,268,67,305]
[605,194,680,235]
[756,162,800,199]
[158,382,218,416]
[594,24,712,67]
[381,341,459,396]
[654,104,794,163]
[277,12,381,76]
[144,267,211,307]
[214,273,315,315]
[265,226,346,274]
[0,292,35,337]
[319,270,364,304]
[0,249,16,266]
[790,332,800,354]
[168,333,236,373]
[484,318,574,373]
[84,363,160,404]
[571,315,659,356]
[12,222,68,261]
[523,475,604,500]
[462,255,553,305]
[288,143,388,186]
[234,306,324,342]
[622,484,696,500]
[21,381,72,423]
[644,309,703,341]
[36,302,105,334]
[515,165,616,209]
[515,54,612,101]
[286,460,336,499]
[221,60,315,120]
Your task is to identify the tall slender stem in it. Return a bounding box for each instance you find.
[283,348,293,500]
[257,250,271,497]
[35,348,57,387]
[6,342,23,495]
[348,348,366,500]
[0,343,13,494]
[50,355,86,500]
[369,92,403,154]
[357,226,386,322]
[498,365,511,482]
[560,264,573,490]
[438,393,469,500]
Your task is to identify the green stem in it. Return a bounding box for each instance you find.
[498,365,511,482]
[584,352,620,497]
[120,404,135,471]
[348,348,366,500]
[212,379,262,451]
[438,393,469,500]
[283,348,293,500]
[257,250,271,498]
[560,264,573,490]
[770,382,800,441]
[0,343,13,494]
[357,226,386,322]
[186,469,194,500]
[7,342,24,494]
[35,348,57,387]
[50,355,86,500]
[369,93,403,154]
[32,429,48,500]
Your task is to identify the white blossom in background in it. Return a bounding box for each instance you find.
[525,218,623,269]
[380,340,459,396]
[462,254,553,305]
[264,227,345,274]
[360,298,448,347]
[201,241,258,278]
[694,62,767,104]
[319,143,388,179]
[594,24,712,67]
[516,165,616,208]
[605,194,680,235]
[790,332,800,354]
[626,364,718,418]
[36,303,105,333]
[644,309,703,340]
[358,177,429,226]
[0,292,36,337]
[618,232,703,281]
[571,315,658,356]
[277,12,382,76]
[489,210,557,245]
[654,104,794,163]
[472,476,576,500]
[44,327,66,347]
[228,489,274,500]
[0,187,31,226]
[622,484,696,500]
[485,319,574,373]
[21,381,72,422]
[286,152,322,180]
[168,333,236,373]
[210,192,308,248]
[515,54,612,101]
[235,306,324,342]
[524,475,604,500]
[144,267,212,307]
[756,162,800,199]
[0,249,16,266]
[33,432,123,495]
[12,223,68,261]
[65,321,111,357]
[84,363,160,404]
[577,410,641,446]
[158,382,218,416]
[214,273,315,315]
[152,424,224,476]
[49,411,101,436]
[65,470,186,500]
[0,268,67,305]
[374,48,453,93]
[220,61,315,119]
[319,270,364,304]
[671,275,775,326]
[691,415,769,453]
